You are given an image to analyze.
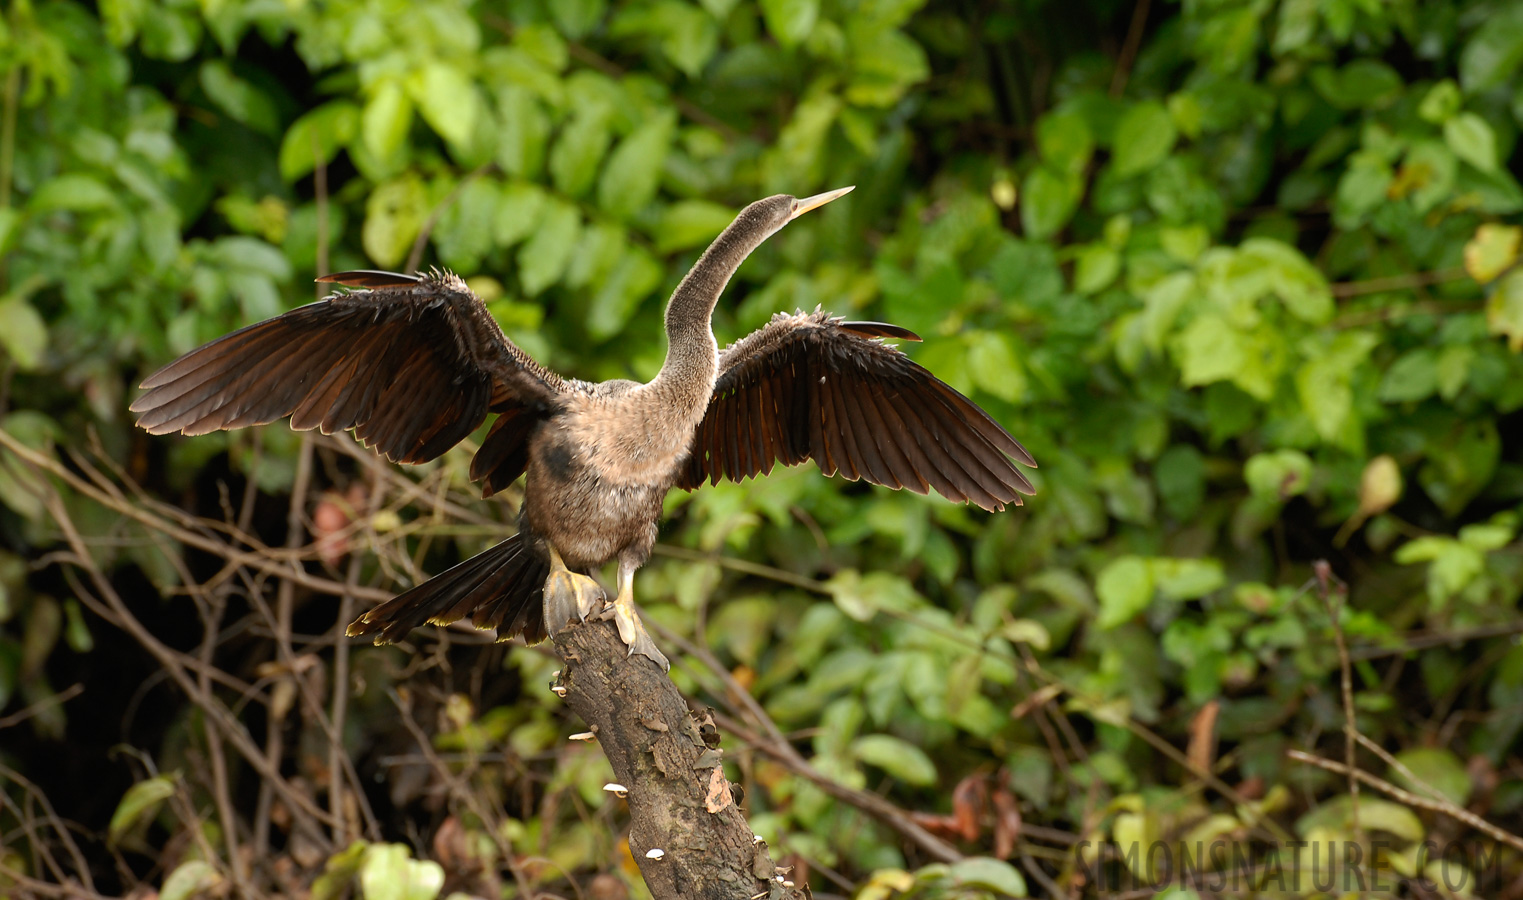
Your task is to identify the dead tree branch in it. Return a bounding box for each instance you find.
[552,617,804,900]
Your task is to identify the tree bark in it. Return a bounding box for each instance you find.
[553,616,804,900]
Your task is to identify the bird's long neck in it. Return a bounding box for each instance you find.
[651,211,773,398]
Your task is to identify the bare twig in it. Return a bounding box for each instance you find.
[1286,750,1523,854]
[1109,0,1152,97]
[1314,560,1361,839]
[0,683,83,730]
[256,435,314,858]
[0,762,97,892]
[0,430,392,605]
[26,463,341,837]
[329,471,381,843]
[1330,267,1468,299]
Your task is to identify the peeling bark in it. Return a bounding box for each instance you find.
[553,617,805,900]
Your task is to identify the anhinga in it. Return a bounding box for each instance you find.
[131,187,1036,670]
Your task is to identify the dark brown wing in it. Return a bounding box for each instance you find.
[676,310,1036,511]
[132,270,566,481]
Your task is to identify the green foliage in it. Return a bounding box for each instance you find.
[3,0,1523,896]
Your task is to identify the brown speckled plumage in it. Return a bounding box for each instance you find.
[130,192,1036,654]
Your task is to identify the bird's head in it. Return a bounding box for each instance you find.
[740,186,855,240]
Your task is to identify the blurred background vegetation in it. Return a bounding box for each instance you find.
[2,0,1523,897]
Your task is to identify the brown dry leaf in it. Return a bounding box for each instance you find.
[991,788,1022,858]
[704,765,732,813]
[1187,700,1220,774]
[951,774,986,842]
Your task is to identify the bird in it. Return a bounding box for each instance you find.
[130,187,1036,670]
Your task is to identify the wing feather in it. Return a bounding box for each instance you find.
[132,270,565,486]
[677,311,1035,512]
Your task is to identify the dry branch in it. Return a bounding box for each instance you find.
[552,617,804,900]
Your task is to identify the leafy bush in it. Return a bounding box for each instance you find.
[2,0,1523,897]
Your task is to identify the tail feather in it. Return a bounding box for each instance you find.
[346,533,549,645]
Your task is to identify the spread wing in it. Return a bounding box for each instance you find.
[132,270,565,488]
[675,310,1036,511]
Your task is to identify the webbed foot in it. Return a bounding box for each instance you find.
[543,545,604,636]
[609,592,669,672]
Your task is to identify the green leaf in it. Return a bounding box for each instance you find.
[550,111,612,198]
[1487,269,1523,352]
[660,1,720,75]
[1444,112,1499,173]
[1332,153,1392,227]
[1074,245,1120,295]
[517,199,581,296]
[1155,444,1205,520]
[409,62,480,150]
[434,177,501,272]
[1392,748,1472,806]
[852,734,938,786]
[967,331,1026,403]
[1111,101,1177,178]
[1150,558,1225,600]
[363,80,414,163]
[1240,238,1332,324]
[1296,331,1379,445]
[361,175,428,268]
[1419,80,1462,124]
[1096,556,1153,629]
[613,1,719,76]
[1296,796,1424,842]
[653,200,736,253]
[279,101,359,181]
[1036,109,1093,175]
[1459,4,1523,94]
[1399,140,1458,214]
[826,570,920,622]
[551,0,608,39]
[199,60,278,136]
[494,182,548,248]
[597,113,675,220]
[1000,619,1051,650]
[312,842,369,900]
[1419,419,1500,517]
[846,27,930,107]
[100,0,146,44]
[948,857,1028,897]
[494,85,550,178]
[1020,166,1081,240]
[162,861,220,900]
[1244,450,1311,501]
[0,208,18,256]
[587,245,663,340]
[109,774,177,845]
[359,843,445,900]
[1311,60,1402,110]
[1460,514,1517,551]
[1171,314,1242,390]
[1380,349,1438,403]
[29,174,117,212]
[760,0,818,47]
[1464,223,1521,283]
[0,297,49,370]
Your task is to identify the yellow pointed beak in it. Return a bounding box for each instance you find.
[790,185,855,220]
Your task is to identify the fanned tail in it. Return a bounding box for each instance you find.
[346,533,550,645]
